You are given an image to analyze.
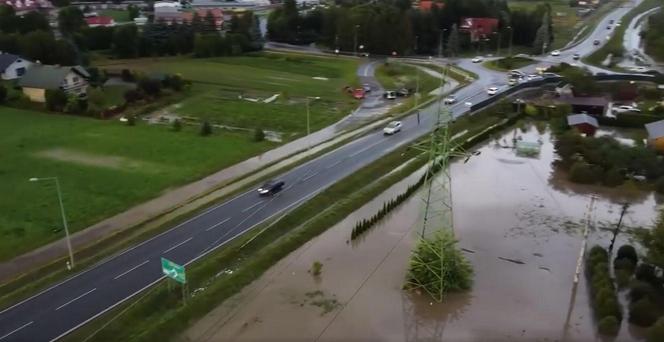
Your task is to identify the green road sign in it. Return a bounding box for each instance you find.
[161,257,186,284]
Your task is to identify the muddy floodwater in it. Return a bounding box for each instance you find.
[179,125,660,342]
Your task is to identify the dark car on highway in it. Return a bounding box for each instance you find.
[257,180,285,196]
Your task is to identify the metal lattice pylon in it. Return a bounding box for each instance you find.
[406,65,477,302]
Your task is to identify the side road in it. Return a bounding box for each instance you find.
[0,59,398,284]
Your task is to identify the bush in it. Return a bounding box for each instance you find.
[598,315,620,336]
[311,261,322,276]
[126,115,136,126]
[172,119,182,132]
[630,280,656,302]
[200,120,213,136]
[615,269,632,288]
[254,128,265,142]
[635,263,659,285]
[655,177,664,194]
[648,317,664,342]
[629,297,659,327]
[45,89,68,112]
[617,245,638,265]
[595,292,621,319]
[614,258,636,272]
[0,85,6,104]
[121,69,134,82]
[569,161,596,184]
[137,78,161,97]
[603,168,625,186]
[124,89,143,103]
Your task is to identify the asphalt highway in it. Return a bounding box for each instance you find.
[0,1,647,340]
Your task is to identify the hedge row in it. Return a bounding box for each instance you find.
[586,245,622,335]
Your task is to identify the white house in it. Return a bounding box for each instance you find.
[0,53,32,80]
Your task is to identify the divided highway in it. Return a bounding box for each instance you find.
[0,1,647,340]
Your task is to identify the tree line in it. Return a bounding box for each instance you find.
[268,0,555,56]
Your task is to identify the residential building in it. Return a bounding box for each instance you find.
[85,16,116,27]
[18,65,90,103]
[567,113,599,136]
[181,8,224,30]
[0,53,32,80]
[645,119,664,152]
[558,95,609,116]
[417,0,444,11]
[460,17,499,42]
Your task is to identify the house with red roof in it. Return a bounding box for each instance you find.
[85,16,116,27]
[460,17,499,42]
[418,0,444,11]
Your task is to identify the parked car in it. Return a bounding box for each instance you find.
[352,88,365,99]
[443,95,456,104]
[572,53,580,60]
[397,88,412,97]
[257,180,285,196]
[609,19,615,24]
[541,72,560,78]
[487,87,499,96]
[526,74,543,81]
[593,39,600,45]
[607,25,612,29]
[550,50,560,56]
[613,105,641,113]
[383,90,397,100]
[508,78,518,86]
[509,70,526,78]
[383,120,402,135]
[471,56,484,63]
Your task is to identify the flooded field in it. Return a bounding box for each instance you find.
[179,124,660,342]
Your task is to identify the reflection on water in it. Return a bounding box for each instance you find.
[181,123,660,342]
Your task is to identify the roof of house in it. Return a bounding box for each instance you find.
[0,53,20,72]
[18,65,89,89]
[645,119,664,140]
[419,0,444,11]
[85,16,115,26]
[567,113,599,128]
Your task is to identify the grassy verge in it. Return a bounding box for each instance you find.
[483,57,535,71]
[62,100,519,342]
[100,9,131,23]
[376,62,440,91]
[584,0,661,68]
[0,117,386,311]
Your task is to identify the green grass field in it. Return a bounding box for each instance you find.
[96,53,360,135]
[0,108,274,261]
[99,9,131,23]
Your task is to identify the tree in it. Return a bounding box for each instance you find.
[112,25,139,58]
[17,11,50,34]
[446,24,460,57]
[137,78,161,97]
[254,128,265,142]
[81,26,114,50]
[532,12,550,54]
[0,84,6,104]
[127,5,140,21]
[45,89,68,111]
[645,211,664,269]
[0,5,17,33]
[58,6,86,35]
[51,0,70,7]
[19,31,59,64]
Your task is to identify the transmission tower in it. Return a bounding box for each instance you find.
[405,64,478,303]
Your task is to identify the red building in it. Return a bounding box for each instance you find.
[567,113,599,136]
[418,0,444,11]
[85,16,116,27]
[460,17,499,42]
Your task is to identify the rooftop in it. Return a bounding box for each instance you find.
[645,119,664,139]
[567,113,599,128]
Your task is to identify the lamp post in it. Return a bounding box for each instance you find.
[438,28,447,58]
[508,26,513,57]
[305,96,320,149]
[354,24,360,56]
[29,177,74,269]
[495,31,502,57]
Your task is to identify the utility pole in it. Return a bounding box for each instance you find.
[415,67,420,124]
[609,203,630,254]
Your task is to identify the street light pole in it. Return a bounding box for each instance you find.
[305,96,320,149]
[354,24,360,57]
[29,177,74,269]
[508,26,513,57]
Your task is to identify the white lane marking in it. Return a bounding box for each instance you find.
[113,260,150,280]
[0,321,33,341]
[350,139,384,157]
[55,288,96,311]
[241,201,263,213]
[326,159,343,169]
[302,170,319,182]
[162,237,192,254]
[205,218,230,231]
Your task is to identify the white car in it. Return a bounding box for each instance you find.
[527,74,543,81]
[443,95,456,104]
[629,66,649,73]
[471,56,484,63]
[613,105,641,113]
[550,50,560,56]
[383,120,402,135]
[384,90,397,100]
[487,87,499,96]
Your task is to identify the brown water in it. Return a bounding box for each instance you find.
[179,125,660,342]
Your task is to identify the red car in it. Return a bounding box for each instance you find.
[352,88,365,99]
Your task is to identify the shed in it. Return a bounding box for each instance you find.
[567,113,599,136]
[645,119,664,152]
